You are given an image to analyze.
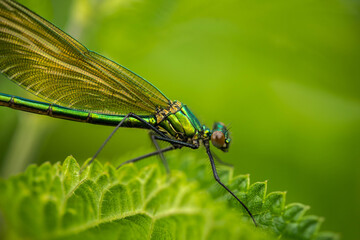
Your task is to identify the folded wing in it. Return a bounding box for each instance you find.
[0,0,170,115]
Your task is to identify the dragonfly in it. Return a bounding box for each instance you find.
[0,0,256,225]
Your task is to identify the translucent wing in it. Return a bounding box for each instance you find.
[0,0,170,115]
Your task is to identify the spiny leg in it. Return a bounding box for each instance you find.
[205,142,257,226]
[116,133,197,170]
[117,134,198,169]
[150,135,201,174]
[150,132,170,174]
[80,112,168,173]
[152,135,198,149]
[116,146,177,169]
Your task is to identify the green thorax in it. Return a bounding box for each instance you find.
[157,101,203,141]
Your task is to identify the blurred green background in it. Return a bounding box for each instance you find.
[0,0,359,239]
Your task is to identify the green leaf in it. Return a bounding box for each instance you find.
[0,154,338,240]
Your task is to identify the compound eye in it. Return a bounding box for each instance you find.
[211,131,225,148]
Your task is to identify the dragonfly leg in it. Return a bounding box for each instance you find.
[80,112,164,173]
[149,132,170,175]
[204,141,257,227]
[118,133,198,169]
[152,135,199,149]
[211,150,233,167]
[116,146,177,169]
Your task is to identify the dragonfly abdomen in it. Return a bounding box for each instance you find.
[0,93,156,128]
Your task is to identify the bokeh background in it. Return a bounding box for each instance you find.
[0,0,359,239]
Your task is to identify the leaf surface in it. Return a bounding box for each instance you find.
[0,154,338,240]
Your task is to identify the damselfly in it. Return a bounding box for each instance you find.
[0,0,256,225]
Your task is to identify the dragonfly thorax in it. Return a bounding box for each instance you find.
[157,101,203,144]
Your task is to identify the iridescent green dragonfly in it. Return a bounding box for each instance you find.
[0,0,256,225]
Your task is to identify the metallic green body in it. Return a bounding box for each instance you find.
[0,93,203,142]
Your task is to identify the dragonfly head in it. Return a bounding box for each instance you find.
[210,122,231,152]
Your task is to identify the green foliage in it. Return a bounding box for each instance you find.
[0,155,338,240]
[0,0,358,237]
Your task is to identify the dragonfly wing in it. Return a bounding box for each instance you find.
[0,0,170,115]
